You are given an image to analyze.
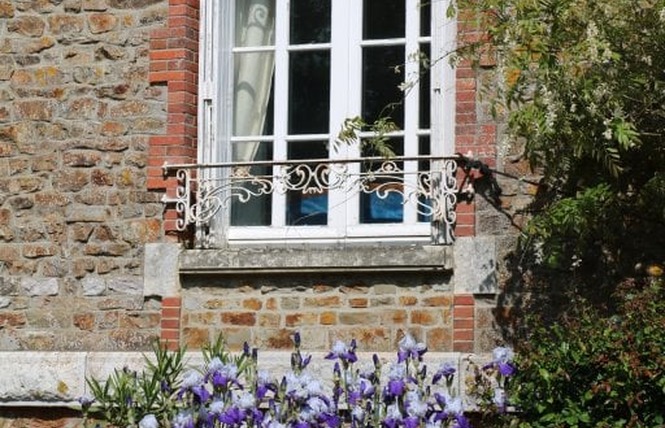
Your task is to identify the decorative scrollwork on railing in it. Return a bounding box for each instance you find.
[162,156,459,244]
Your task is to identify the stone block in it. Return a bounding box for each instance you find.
[107,276,142,295]
[453,236,497,294]
[143,243,180,298]
[7,16,46,37]
[88,13,118,34]
[81,276,105,296]
[0,352,87,403]
[21,277,58,296]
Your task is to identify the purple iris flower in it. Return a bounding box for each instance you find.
[325,339,358,364]
[432,361,456,385]
[398,334,427,363]
[219,407,247,426]
[382,403,403,428]
[484,346,516,377]
[383,363,407,400]
[256,370,277,400]
[172,411,195,428]
[192,384,211,404]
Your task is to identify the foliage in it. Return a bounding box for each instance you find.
[83,341,186,426]
[454,0,665,281]
[508,278,665,427]
[80,333,514,427]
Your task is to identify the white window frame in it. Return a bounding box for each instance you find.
[198,0,457,247]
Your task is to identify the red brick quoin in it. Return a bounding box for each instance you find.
[147,0,200,237]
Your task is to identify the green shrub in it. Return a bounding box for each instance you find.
[510,278,665,427]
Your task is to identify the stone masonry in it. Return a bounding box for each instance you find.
[0,0,532,356]
[0,0,168,350]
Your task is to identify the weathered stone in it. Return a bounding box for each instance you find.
[21,277,59,296]
[100,121,127,136]
[107,276,142,295]
[81,276,106,296]
[47,15,85,35]
[73,312,94,330]
[34,191,70,207]
[63,150,101,167]
[23,244,58,258]
[88,13,118,34]
[108,0,162,9]
[64,98,100,120]
[95,45,125,60]
[41,257,66,277]
[65,205,110,223]
[82,0,108,10]
[23,36,56,54]
[91,168,114,186]
[72,258,95,278]
[53,169,89,192]
[15,100,54,121]
[96,83,130,100]
[0,312,27,327]
[0,297,11,308]
[7,16,46,37]
[7,196,33,210]
[64,0,82,12]
[0,1,14,18]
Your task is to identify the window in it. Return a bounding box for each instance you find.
[198,0,456,246]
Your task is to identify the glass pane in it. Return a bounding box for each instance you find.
[235,0,276,47]
[418,136,431,222]
[286,141,329,225]
[290,0,331,44]
[362,46,405,128]
[363,0,405,39]
[420,1,431,37]
[233,52,275,136]
[289,50,330,134]
[360,138,404,224]
[419,43,431,129]
[231,141,273,226]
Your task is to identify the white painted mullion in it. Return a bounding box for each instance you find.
[328,0,352,234]
[344,0,364,229]
[271,0,289,228]
[432,0,456,157]
[403,0,421,225]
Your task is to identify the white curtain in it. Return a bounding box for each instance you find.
[233,0,276,162]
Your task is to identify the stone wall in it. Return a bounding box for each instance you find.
[0,0,169,350]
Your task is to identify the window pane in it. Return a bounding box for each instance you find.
[418,136,431,222]
[286,141,328,225]
[419,43,431,129]
[231,141,273,226]
[235,0,276,47]
[290,0,331,44]
[363,0,405,39]
[362,46,405,128]
[360,138,404,224]
[289,50,330,134]
[233,52,275,137]
[420,1,431,37]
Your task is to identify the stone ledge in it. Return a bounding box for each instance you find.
[0,351,489,407]
[180,245,454,275]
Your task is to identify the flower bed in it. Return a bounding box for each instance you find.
[80,333,514,427]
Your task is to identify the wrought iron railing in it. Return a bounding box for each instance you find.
[162,156,459,247]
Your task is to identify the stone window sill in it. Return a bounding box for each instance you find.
[178,245,453,276]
